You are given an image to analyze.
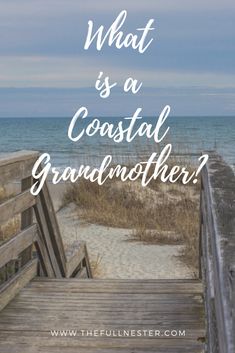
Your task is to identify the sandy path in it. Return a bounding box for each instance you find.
[56,202,194,279]
[49,183,194,279]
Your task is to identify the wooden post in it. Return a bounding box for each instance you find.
[20,177,33,267]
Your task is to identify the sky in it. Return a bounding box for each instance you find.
[0,0,235,117]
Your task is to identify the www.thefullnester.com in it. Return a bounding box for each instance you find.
[50,329,186,338]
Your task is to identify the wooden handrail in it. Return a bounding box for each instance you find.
[0,190,35,224]
[0,151,39,185]
[0,150,39,167]
[200,152,235,353]
[0,225,37,268]
[0,259,38,311]
[0,150,92,311]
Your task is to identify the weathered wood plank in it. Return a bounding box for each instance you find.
[0,259,37,311]
[0,333,205,350]
[22,280,203,294]
[34,226,55,278]
[0,344,205,353]
[19,284,201,295]
[5,296,203,305]
[0,157,38,185]
[20,176,34,266]
[0,150,39,168]
[0,189,35,224]
[0,309,204,322]
[83,243,93,278]
[16,292,203,300]
[65,241,86,278]
[0,277,205,352]
[0,224,37,268]
[0,317,204,330]
[201,152,235,353]
[7,302,203,311]
[200,181,218,353]
[33,277,201,283]
[26,281,202,288]
[0,313,205,324]
[39,179,67,276]
[34,195,62,278]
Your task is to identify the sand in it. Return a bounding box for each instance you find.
[49,183,194,279]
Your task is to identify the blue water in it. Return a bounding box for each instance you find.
[0,116,234,168]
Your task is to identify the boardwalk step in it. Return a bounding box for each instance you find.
[0,278,205,353]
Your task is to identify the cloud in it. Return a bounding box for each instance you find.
[78,0,235,12]
[0,2,234,76]
[0,0,234,16]
[0,0,234,116]
[1,55,235,89]
[1,87,235,117]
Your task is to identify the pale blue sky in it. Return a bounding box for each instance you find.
[0,0,235,116]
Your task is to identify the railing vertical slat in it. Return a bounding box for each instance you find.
[20,176,33,267]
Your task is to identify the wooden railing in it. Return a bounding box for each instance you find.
[200,152,235,353]
[1,149,235,353]
[0,151,92,311]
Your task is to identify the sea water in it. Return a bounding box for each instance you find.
[0,116,234,169]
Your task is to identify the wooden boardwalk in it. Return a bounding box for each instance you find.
[0,278,205,353]
[0,151,234,353]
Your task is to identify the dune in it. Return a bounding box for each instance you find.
[49,183,194,279]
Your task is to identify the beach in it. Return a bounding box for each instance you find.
[0,150,200,281]
[49,182,195,279]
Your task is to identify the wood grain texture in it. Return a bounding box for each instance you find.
[0,189,35,224]
[39,178,67,276]
[0,157,38,185]
[3,150,235,353]
[0,224,37,268]
[0,278,205,353]
[0,150,92,282]
[201,152,235,353]
[34,226,55,278]
[65,241,86,278]
[20,176,34,266]
[0,150,39,168]
[0,259,37,311]
[33,195,62,278]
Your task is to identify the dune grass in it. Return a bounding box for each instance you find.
[0,185,20,244]
[62,156,200,273]
[0,185,21,284]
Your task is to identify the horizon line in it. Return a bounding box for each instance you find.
[0,115,235,119]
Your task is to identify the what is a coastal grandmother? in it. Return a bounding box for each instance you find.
[30,106,199,196]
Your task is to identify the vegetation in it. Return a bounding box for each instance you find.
[0,185,21,284]
[62,157,200,273]
[0,185,20,245]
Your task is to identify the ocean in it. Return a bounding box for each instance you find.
[0,116,234,169]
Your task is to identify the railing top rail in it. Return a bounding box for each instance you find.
[0,150,39,168]
[202,151,235,353]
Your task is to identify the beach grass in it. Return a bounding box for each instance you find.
[0,185,20,244]
[0,185,21,283]
[62,157,200,272]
